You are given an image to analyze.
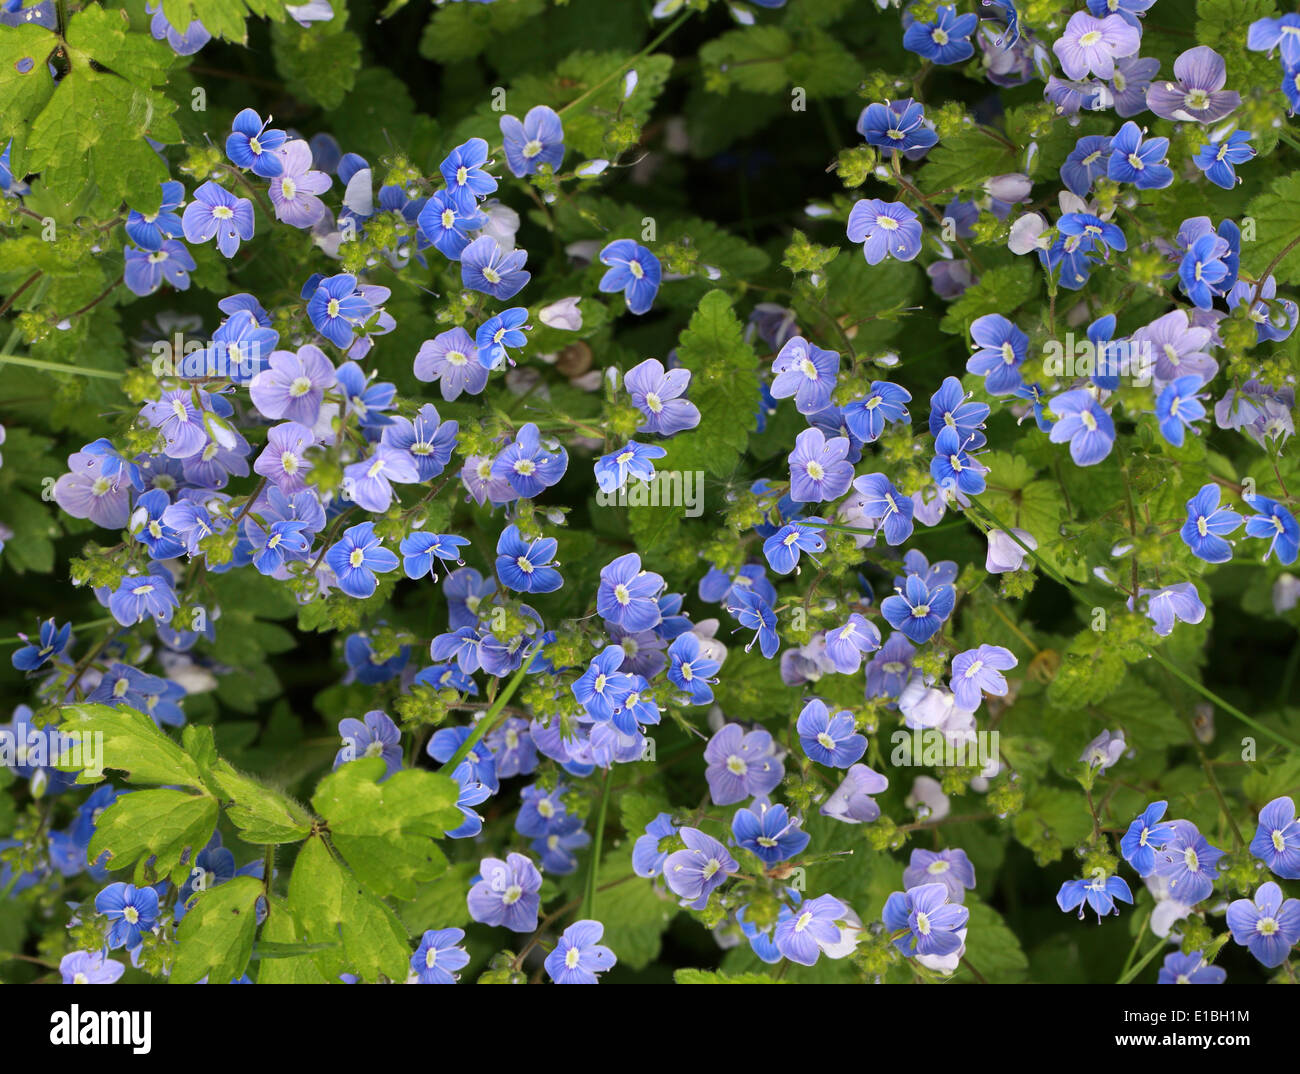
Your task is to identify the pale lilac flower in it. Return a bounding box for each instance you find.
[1052,11,1140,80]
[249,345,336,424]
[268,140,331,228]
[1145,46,1240,123]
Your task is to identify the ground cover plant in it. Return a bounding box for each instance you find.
[1,0,1300,986]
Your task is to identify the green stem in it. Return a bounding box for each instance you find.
[1117,908,1151,982]
[0,353,122,380]
[581,766,614,921]
[1117,932,1167,984]
[443,647,536,771]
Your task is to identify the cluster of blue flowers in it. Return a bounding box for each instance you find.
[3,0,1299,987]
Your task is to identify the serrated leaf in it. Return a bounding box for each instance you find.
[311,758,459,900]
[286,834,411,983]
[88,789,218,887]
[58,703,206,789]
[674,968,781,983]
[171,876,262,984]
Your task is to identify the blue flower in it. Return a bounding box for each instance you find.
[125,180,185,251]
[1177,232,1232,309]
[598,239,662,315]
[903,4,978,65]
[94,882,159,950]
[334,710,403,775]
[411,927,471,983]
[597,553,665,633]
[1155,374,1207,447]
[417,189,487,260]
[467,852,542,932]
[763,519,825,575]
[11,618,71,672]
[857,98,938,154]
[882,882,969,957]
[1047,389,1115,466]
[461,235,530,300]
[1120,801,1176,877]
[400,532,470,580]
[181,181,254,258]
[475,307,531,369]
[797,699,866,768]
[843,381,911,443]
[928,376,988,446]
[726,587,780,658]
[324,522,399,599]
[667,632,720,705]
[108,569,178,627]
[1140,582,1206,637]
[880,574,955,644]
[663,827,738,907]
[1225,882,1300,968]
[572,646,635,723]
[490,422,567,498]
[1250,796,1300,880]
[1106,121,1173,190]
[930,425,988,496]
[852,473,914,545]
[949,644,1016,709]
[544,919,616,984]
[847,199,923,264]
[124,240,195,296]
[632,813,678,877]
[1060,135,1112,197]
[594,441,666,493]
[1153,820,1223,904]
[1157,950,1226,984]
[1243,493,1300,564]
[903,848,976,904]
[823,613,881,673]
[306,274,374,349]
[1058,211,1127,256]
[429,726,496,792]
[1181,484,1243,564]
[1056,872,1133,920]
[733,802,809,865]
[1194,130,1255,189]
[495,524,562,594]
[225,108,287,178]
[440,137,497,211]
[500,105,565,178]
[770,336,840,415]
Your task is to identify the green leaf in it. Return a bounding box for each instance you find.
[272,2,361,111]
[939,262,1039,336]
[286,835,411,983]
[58,703,206,789]
[591,848,676,971]
[674,968,781,984]
[204,760,314,845]
[171,876,263,984]
[920,128,1019,196]
[19,8,181,214]
[957,900,1029,983]
[311,758,460,900]
[255,898,331,984]
[88,789,218,887]
[1243,174,1300,286]
[699,27,794,95]
[0,24,56,164]
[161,0,289,45]
[418,0,546,64]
